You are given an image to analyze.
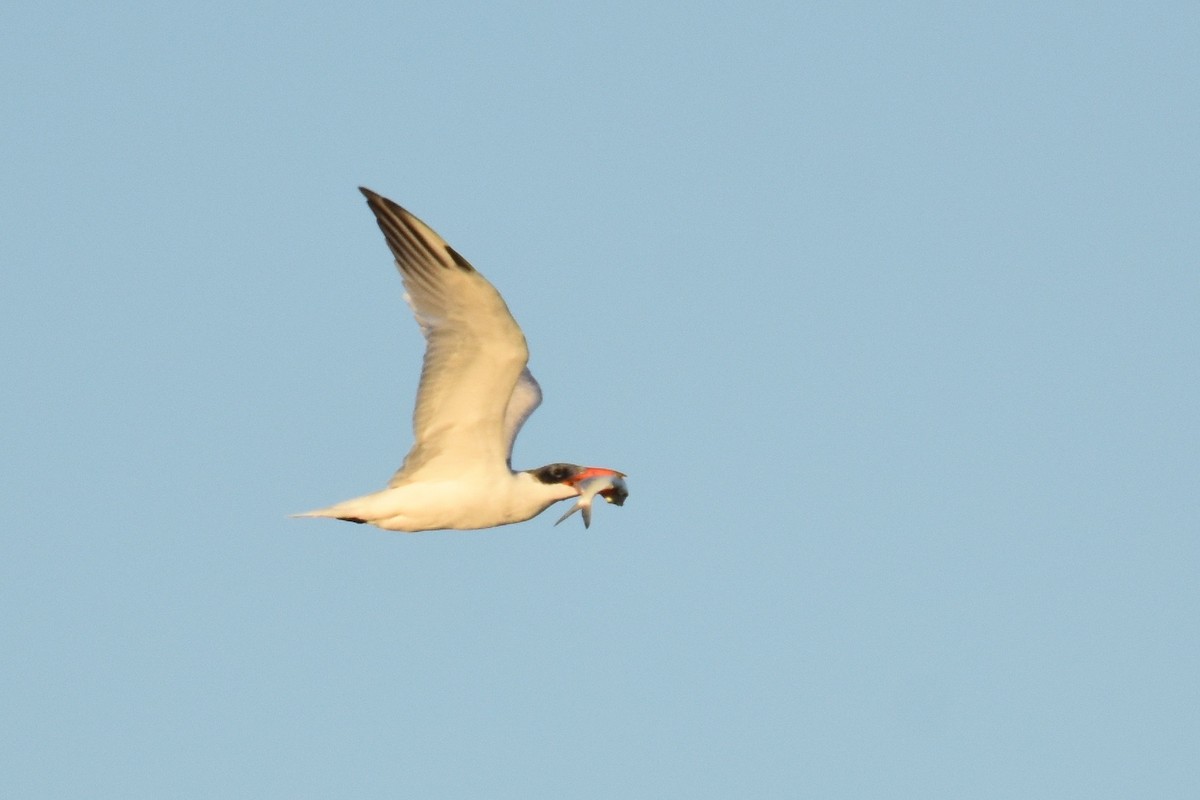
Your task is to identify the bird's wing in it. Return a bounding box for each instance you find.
[501,366,543,468]
[358,188,532,483]
[401,299,543,470]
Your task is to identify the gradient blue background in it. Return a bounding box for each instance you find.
[3,2,1197,797]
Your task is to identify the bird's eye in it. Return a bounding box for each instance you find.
[544,463,575,482]
[533,463,578,484]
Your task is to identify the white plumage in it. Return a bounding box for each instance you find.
[294,188,626,532]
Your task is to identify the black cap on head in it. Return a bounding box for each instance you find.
[529,463,581,484]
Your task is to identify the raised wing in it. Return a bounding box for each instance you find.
[358,188,531,481]
[401,296,543,469]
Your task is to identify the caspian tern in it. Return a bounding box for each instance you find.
[294,188,627,532]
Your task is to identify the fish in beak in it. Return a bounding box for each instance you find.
[555,468,628,529]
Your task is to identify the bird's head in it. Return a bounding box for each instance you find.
[528,463,628,506]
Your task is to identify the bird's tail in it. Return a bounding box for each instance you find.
[289,504,369,525]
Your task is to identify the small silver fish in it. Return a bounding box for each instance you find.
[555,473,629,529]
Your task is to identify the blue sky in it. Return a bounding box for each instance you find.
[2,2,1197,797]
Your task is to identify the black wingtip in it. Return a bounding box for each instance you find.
[444,244,475,272]
[359,187,410,220]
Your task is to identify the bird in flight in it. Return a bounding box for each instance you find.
[294,188,627,532]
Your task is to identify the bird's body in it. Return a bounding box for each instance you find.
[294,188,626,532]
[298,467,578,532]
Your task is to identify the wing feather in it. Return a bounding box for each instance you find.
[502,367,543,468]
[358,188,532,482]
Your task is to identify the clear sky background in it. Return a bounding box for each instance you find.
[2,2,1197,797]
